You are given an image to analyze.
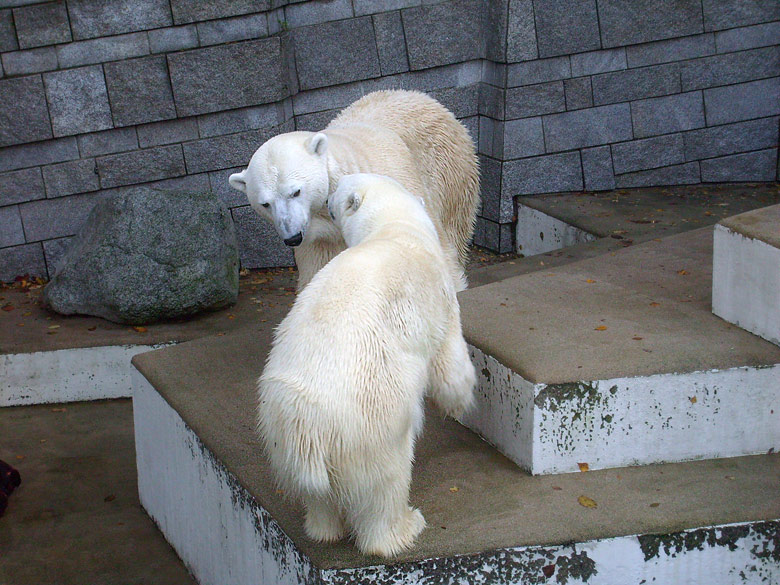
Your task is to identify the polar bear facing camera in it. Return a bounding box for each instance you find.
[257,174,476,557]
[229,90,479,292]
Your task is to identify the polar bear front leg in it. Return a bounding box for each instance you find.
[429,318,476,419]
[302,492,347,543]
[294,237,346,291]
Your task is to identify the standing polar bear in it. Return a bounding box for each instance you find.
[229,90,479,291]
[257,174,476,557]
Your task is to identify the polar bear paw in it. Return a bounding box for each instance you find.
[304,496,347,543]
[356,507,426,558]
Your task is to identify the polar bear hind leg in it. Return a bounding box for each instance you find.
[428,317,476,419]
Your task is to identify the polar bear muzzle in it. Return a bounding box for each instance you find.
[284,232,303,247]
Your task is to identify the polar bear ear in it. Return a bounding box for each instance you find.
[306,133,328,156]
[347,192,362,212]
[228,172,247,193]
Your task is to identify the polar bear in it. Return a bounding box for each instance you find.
[228,90,479,291]
[257,174,476,557]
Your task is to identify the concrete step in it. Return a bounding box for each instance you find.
[459,227,780,475]
[132,334,779,585]
[713,204,780,346]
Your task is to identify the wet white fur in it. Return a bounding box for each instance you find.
[257,174,476,557]
[229,90,480,292]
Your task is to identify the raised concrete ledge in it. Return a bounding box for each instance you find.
[131,339,780,584]
[515,204,597,257]
[1,344,170,406]
[713,204,780,346]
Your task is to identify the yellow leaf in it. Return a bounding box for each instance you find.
[577,462,590,472]
[48,324,60,329]
[586,279,596,283]
[578,495,597,509]
[649,302,660,307]
[689,396,697,404]
[594,325,607,331]
[132,326,147,333]
[449,486,459,493]
[677,269,688,275]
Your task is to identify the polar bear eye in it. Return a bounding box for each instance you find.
[262,202,270,208]
[291,189,301,198]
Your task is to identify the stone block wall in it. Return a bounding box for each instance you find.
[1,0,778,279]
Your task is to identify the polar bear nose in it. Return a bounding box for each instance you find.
[284,232,303,247]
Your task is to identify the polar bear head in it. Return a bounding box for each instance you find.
[328,173,432,248]
[228,132,330,247]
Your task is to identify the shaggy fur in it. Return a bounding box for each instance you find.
[229,90,480,291]
[257,174,476,557]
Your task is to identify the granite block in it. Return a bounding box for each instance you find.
[479,83,505,119]
[67,0,171,40]
[534,0,600,58]
[507,56,570,87]
[592,63,680,106]
[680,46,780,91]
[170,0,268,25]
[42,158,99,198]
[625,34,716,68]
[0,9,18,52]
[0,205,25,248]
[13,1,71,48]
[0,75,52,148]
[402,0,484,71]
[683,117,779,161]
[196,13,269,47]
[429,85,480,119]
[78,128,138,158]
[473,216,499,251]
[502,151,583,195]
[373,11,409,76]
[581,145,615,191]
[1,47,58,76]
[43,66,112,137]
[478,117,503,159]
[56,32,150,68]
[503,117,545,160]
[18,191,103,242]
[231,205,295,268]
[284,0,353,28]
[564,77,593,110]
[700,148,778,182]
[569,48,626,78]
[611,134,685,174]
[198,103,285,139]
[714,22,780,53]
[0,167,44,206]
[96,145,186,189]
[42,236,72,275]
[294,17,380,90]
[0,242,46,281]
[506,0,537,62]
[168,39,288,117]
[353,0,420,17]
[702,0,780,32]
[294,109,339,132]
[291,82,365,116]
[543,103,633,152]
[0,138,78,174]
[209,167,249,209]
[137,119,199,148]
[505,82,565,119]
[485,0,508,62]
[104,55,177,127]
[599,0,704,48]
[703,78,780,126]
[148,25,199,54]
[478,155,508,222]
[614,162,700,188]
[632,91,706,138]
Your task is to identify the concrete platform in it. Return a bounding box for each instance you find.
[460,227,780,474]
[131,332,779,584]
[713,204,780,346]
[0,269,297,406]
[0,399,196,585]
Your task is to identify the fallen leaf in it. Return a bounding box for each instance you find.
[22,311,32,317]
[578,462,590,472]
[542,564,555,578]
[87,326,97,331]
[239,268,250,277]
[725,475,735,481]
[594,325,607,331]
[104,494,116,502]
[649,503,660,508]
[51,407,66,412]
[216,332,226,337]
[552,486,562,491]
[586,279,596,283]
[2,304,14,311]
[15,455,24,460]
[227,314,236,320]
[16,323,24,327]
[677,270,688,275]
[578,495,597,509]
[132,326,147,333]
[632,336,643,340]
[649,302,660,307]
[46,330,57,335]
[689,396,697,404]
[48,325,60,330]
[449,486,459,493]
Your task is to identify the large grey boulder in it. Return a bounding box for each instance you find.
[43,188,239,324]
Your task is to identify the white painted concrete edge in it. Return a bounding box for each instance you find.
[464,346,780,475]
[515,204,597,257]
[133,367,778,584]
[713,224,780,346]
[1,344,173,406]
[133,369,317,585]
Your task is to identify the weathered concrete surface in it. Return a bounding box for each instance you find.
[0,400,196,585]
[713,204,780,345]
[131,327,780,572]
[460,227,780,384]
